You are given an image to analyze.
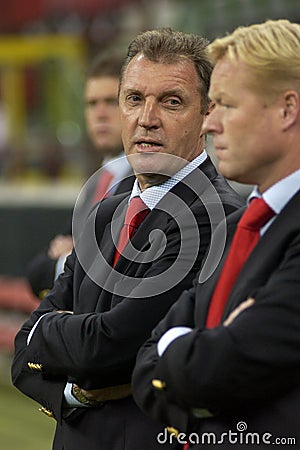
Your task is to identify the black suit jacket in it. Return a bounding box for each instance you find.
[132,189,300,449]
[12,158,243,450]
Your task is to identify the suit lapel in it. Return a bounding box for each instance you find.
[79,195,128,304]
[195,210,242,326]
[100,199,127,265]
[222,190,300,319]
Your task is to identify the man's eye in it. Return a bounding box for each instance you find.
[165,98,181,107]
[86,100,96,108]
[127,95,140,102]
[216,99,232,109]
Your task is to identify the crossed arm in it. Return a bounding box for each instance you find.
[132,236,300,424]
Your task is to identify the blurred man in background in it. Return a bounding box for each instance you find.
[26,51,134,299]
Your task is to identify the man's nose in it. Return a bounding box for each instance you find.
[138,101,160,129]
[201,108,220,135]
[95,101,111,116]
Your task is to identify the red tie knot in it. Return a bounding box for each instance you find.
[124,196,150,229]
[238,197,275,231]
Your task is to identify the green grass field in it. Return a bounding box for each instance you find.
[0,353,55,450]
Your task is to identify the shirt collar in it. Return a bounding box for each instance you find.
[248,168,300,214]
[102,152,131,178]
[130,151,208,210]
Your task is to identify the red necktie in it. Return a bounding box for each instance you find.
[113,196,150,267]
[206,197,275,328]
[92,169,114,203]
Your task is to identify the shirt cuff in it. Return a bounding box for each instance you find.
[157,327,192,357]
[55,254,68,280]
[64,382,89,408]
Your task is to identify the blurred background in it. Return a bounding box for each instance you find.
[0,1,298,448]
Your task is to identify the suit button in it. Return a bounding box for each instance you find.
[166,426,180,438]
[39,289,50,300]
[28,362,43,371]
[38,406,54,418]
[152,379,166,390]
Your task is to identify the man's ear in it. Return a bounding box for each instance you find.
[280,90,300,131]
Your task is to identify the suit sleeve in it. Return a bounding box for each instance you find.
[25,219,72,298]
[26,252,57,298]
[133,233,300,417]
[132,285,197,429]
[11,250,76,421]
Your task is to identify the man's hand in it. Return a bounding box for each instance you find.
[223,297,255,327]
[79,384,132,403]
[48,235,73,259]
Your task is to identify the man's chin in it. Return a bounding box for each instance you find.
[136,173,170,190]
[128,152,187,179]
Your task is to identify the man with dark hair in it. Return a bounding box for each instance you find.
[12,29,242,449]
[26,51,134,299]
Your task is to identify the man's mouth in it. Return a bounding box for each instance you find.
[135,140,163,151]
[95,125,111,134]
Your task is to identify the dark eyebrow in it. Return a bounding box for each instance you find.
[123,88,142,95]
[123,87,185,97]
[161,88,185,97]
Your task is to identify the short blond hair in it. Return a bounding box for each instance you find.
[208,19,300,98]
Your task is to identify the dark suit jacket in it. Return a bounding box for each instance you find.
[26,169,135,298]
[12,158,243,450]
[132,189,300,449]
